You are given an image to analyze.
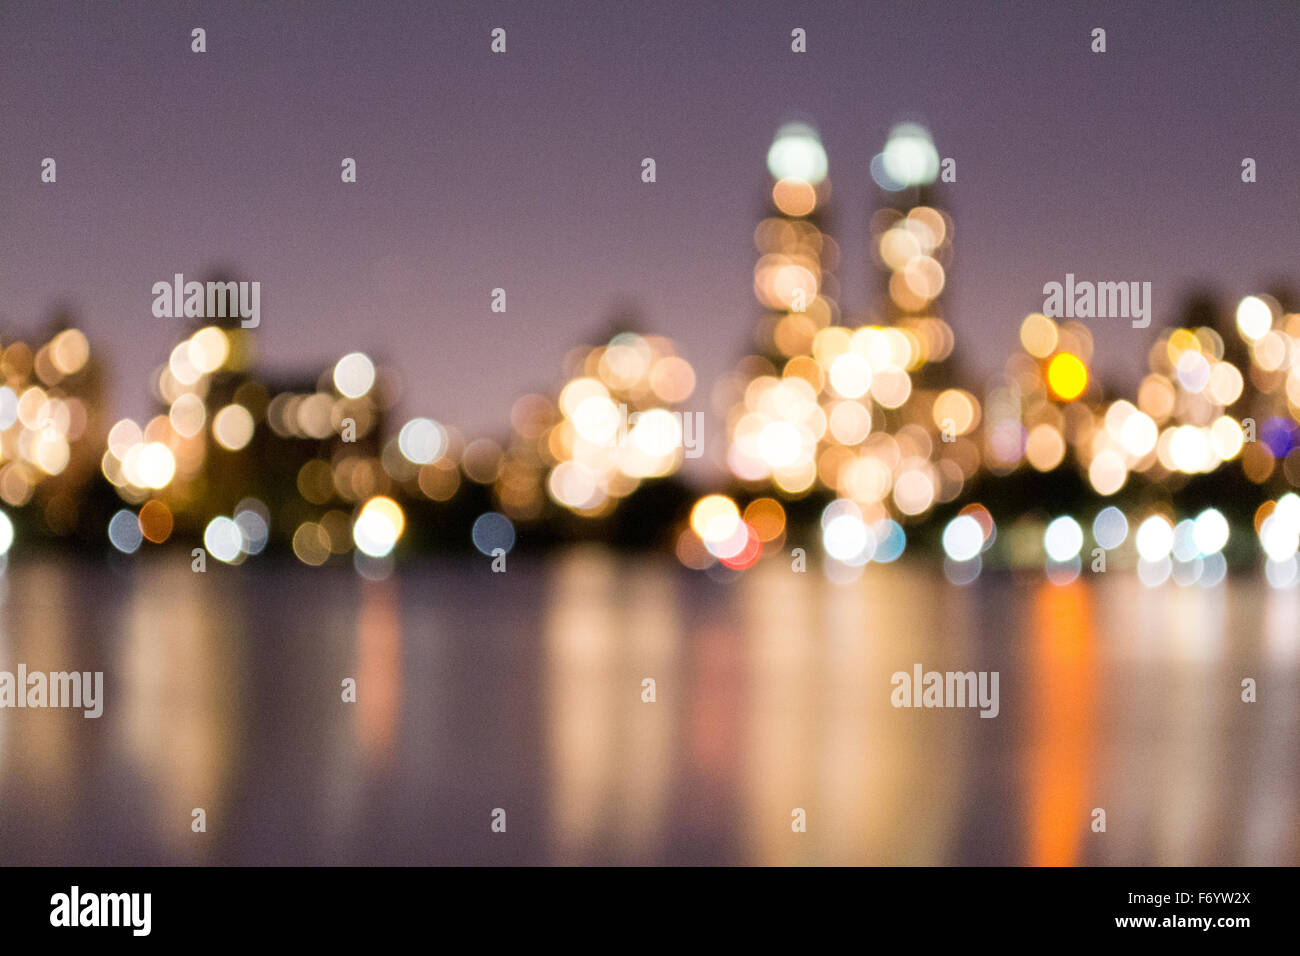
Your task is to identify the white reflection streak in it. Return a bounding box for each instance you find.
[1247,585,1299,864]
[120,560,235,858]
[744,558,817,864]
[546,547,676,862]
[744,562,966,864]
[546,548,617,860]
[1155,586,1224,864]
[619,558,677,859]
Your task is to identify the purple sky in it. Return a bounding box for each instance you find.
[3,1,1299,463]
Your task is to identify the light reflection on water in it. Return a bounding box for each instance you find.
[0,548,1294,865]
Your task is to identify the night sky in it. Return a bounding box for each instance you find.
[3,1,1298,467]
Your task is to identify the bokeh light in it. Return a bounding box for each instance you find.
[333,352,376,399]
[1046,353,1088,401]
[766,122,828,185]
[472,511,516,556]
[353,496,405,558]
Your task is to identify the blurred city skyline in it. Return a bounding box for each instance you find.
[3,0,1299,447]
[2,3,1298,878]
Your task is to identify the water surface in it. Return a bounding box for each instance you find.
[0,549,1294,865]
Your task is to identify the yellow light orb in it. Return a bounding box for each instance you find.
[1047,353,1088,401]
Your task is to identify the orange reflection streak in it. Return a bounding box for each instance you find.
[356,577,401,767]
[1026,580,1095,866]
[689,625,743,807]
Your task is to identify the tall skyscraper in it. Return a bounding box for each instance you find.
[867,122,957,390]
[752,120,839,364]
[715,119,983,542]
